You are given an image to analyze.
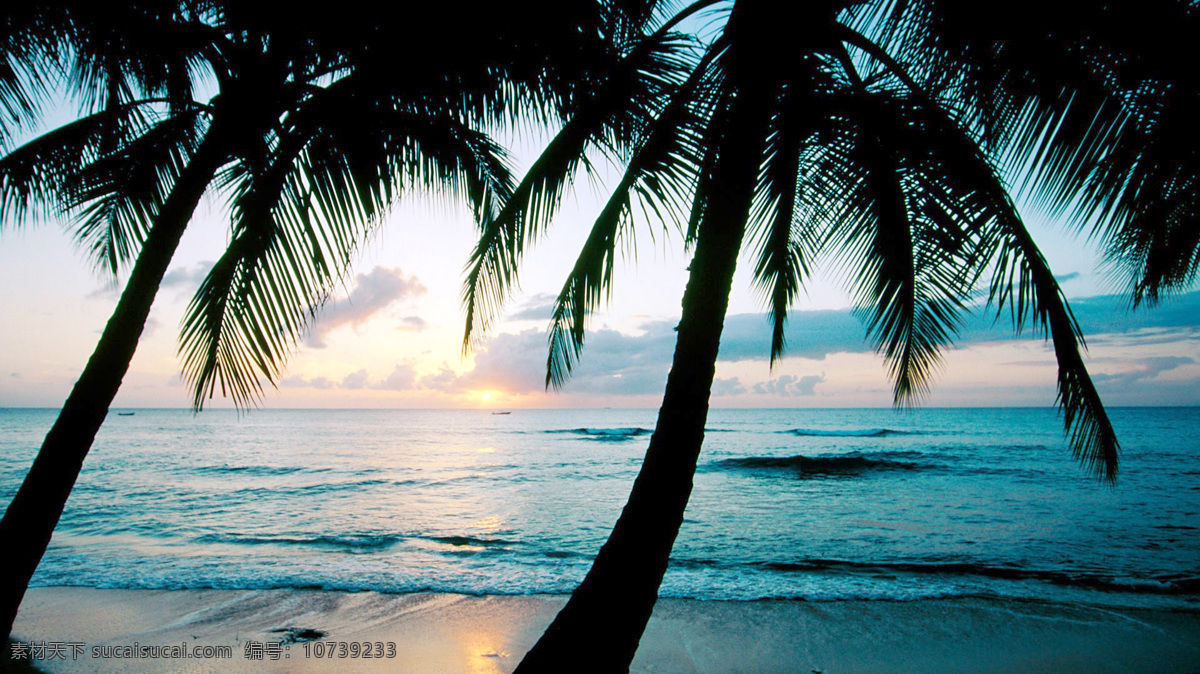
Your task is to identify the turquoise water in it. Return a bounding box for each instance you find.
[1,407,1197,608]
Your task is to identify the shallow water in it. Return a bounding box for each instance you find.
[1,407,1197,608]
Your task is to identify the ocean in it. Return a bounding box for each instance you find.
[1,407,1197,610]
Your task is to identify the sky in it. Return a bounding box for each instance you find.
[1,59,1198,411]
[2,134,1197,412]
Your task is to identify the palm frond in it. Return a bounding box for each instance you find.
[545,44,717,388]
[832,24,1120,478]
[67,108,207,275]
[747,69,822,366]
[832,94,973,405]
[181,104,515,409]
[0,4,68,145]
[461,29,695,352]
[0,102,156,226]
[863,0,1199,304]
[897,92,1121,481]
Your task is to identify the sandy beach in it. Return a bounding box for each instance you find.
[5,587,1199,672]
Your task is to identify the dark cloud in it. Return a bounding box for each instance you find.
[751,373,825,397]
[308,266,426,348]
[1055,272,1081,283]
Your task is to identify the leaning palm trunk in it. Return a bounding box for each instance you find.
[0,130,229,638]
[516,78,771,673]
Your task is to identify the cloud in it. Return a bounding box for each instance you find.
[86,285,121,301]
[269,291,1200,402]
[716,311,867,362]
[161,262,215,288]
[1091,356,1194,388]
[716,290,1200,362]
[308,266,426,348]
[378,364,416,391]
[281,374,334,389]
[712,377,746,396]
[340,369,369,390]
[89,261,216,302]
[507,293,558,321]
[397,316,427,332]
[420,291,1200,398]
[418,366,462,392]
[751,373,826,397]
[450,327,674,395]
[1055,272,1081,283]
[142,315,160,339]
[279,363,419,392]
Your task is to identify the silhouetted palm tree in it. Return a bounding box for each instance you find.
[0,0,674,637]
[461,1,1197,669]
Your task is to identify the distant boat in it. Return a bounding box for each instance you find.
[491,411,511,415]
[116,412,135,416]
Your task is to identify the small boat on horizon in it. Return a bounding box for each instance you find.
[116,412,136,416]
[491,411,511,415]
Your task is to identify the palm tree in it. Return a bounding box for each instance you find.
[0,0,667,637]
[460,1,1197,669]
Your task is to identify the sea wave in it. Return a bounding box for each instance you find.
[426,535,515,548]
[33,553,1200,605]
[711,452,936,476]
[544,427,651,441]
[784,428,921,438]
[192,533,402,552]
[229,478,394,496]
[744,558,1200,596]
[190,465,329,476]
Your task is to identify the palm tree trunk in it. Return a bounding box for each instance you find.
[0,129,229,639]
[516,77,771,673]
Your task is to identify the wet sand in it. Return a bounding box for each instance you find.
[8,587,1200,672]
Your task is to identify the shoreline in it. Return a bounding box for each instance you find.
[8,588,1200,672]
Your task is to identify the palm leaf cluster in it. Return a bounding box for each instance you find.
[1,0,676,409]
[462,0,1199,482]
[867,0,1200,305]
